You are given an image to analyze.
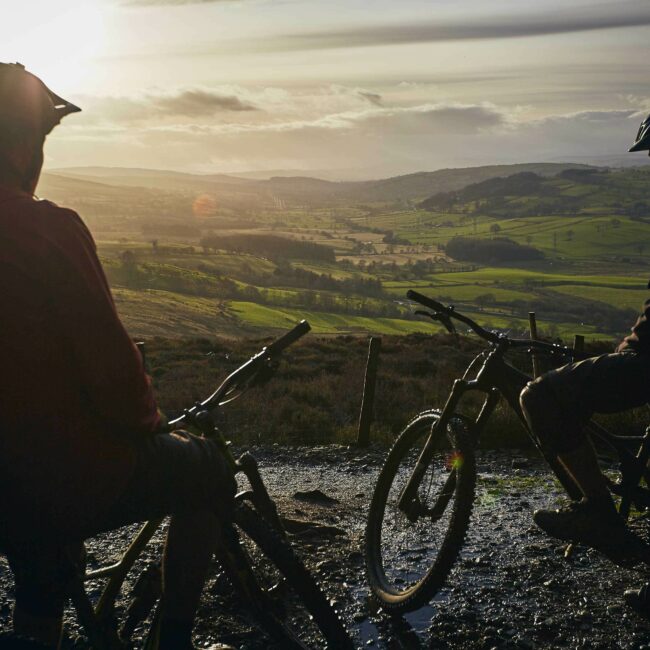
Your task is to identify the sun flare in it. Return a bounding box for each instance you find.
[0,1,108,94]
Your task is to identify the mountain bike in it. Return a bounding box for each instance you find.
[365,290,650,615]
[1,321,353,649]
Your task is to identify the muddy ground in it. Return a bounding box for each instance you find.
[3,446,650,649]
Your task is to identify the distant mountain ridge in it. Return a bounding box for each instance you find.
[47,162,597,207]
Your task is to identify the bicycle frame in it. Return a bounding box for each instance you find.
[398,341,533,516]
[61,321,311,649]
[65,430,287,649]
[398,302,650,523]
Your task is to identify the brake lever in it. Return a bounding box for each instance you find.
[414,310,457,335]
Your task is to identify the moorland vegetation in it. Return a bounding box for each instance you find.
[36,161,650,444]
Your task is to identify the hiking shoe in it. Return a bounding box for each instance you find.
[625,583,650,616]
[533,499,650,567]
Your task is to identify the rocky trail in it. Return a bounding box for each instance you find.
[3,446,650,649]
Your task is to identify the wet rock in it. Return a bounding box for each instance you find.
[292,488,339,505]
[281,516,347,537]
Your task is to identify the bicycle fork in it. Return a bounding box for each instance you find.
[397,380,470,520]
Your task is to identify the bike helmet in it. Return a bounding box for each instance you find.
[0,62,81,137]
[629,112,650,156]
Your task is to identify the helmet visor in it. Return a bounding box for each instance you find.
[629,114,650,153]
[0,63,81,136]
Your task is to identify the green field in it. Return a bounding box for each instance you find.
[228,301,444,335]
[46,164,650,344]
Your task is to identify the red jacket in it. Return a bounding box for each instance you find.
[0,186,160,541]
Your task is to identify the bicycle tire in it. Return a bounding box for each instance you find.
[219,501,354,649]
[365,409,476,614]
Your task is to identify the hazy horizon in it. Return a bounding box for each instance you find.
[3,0,650,176]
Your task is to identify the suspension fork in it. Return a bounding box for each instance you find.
[397,378,472,515]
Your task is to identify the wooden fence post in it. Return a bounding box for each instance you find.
[357,337,382,447]
[573,334,585,357]
[528,312,540,378]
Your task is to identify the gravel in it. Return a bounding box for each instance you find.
[2,445,650,648]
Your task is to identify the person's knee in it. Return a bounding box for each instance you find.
[194,438,236,517]
[519,379,562,450]
[520,379,553,422]
[520,379,582,454]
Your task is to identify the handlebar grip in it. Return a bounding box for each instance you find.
[267,320,311,354]
[406,290,447,313]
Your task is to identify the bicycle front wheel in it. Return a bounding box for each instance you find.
[365,410,476,614]
[218,502,353,649]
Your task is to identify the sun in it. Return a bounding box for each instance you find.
[0,1,109,94]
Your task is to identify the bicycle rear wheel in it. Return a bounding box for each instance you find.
[365,410,476,614]
[217,502,353,649]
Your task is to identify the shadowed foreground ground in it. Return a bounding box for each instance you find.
[2,447,650,648]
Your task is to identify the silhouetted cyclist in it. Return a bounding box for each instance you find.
[519,113,650,567]
[0,63,236,650]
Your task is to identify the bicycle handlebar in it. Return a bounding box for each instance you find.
[407,289,500,344]
[266,319,311,355]
[168,320,311,427]
[407,289,578,358]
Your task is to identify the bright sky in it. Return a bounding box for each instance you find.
[2,0,650,177]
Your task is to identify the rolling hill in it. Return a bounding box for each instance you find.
[419,167,650,218]
[47,162,595,207]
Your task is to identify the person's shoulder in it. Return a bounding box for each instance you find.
[31,199,94,246]
[33,198,85,227]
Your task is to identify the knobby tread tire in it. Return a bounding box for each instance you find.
[231,502,353,649]
[365,410,476,614]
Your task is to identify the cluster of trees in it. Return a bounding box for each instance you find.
[141,221,201,237]
[445,236,544,264]
[109,253,239,298]
[557,168,607,184]
[109,251,394,318]
[268,263,383,297]
[382,230,410,245]
[624,202,650,220]
[420,172,546,212]
[241,287,405,319]
[507,293,637,335]
[199,234,335,262]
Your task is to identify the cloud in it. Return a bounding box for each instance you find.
[52,90,645,176]
[256,2,650,51]
[139,101,509,136]
[152,89,257,115]
[76,87,257,124]
[357,91,383,107]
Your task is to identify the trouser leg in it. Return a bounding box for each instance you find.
[520,378,612,503]
[163,509,220,621]
[8,543,83,648]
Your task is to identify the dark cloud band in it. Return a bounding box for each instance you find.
[263,2,650,51]
[123,0,237,6]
